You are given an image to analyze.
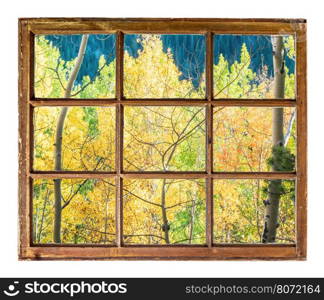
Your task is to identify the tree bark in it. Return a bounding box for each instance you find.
[188,194,196,244]
[53,34,89,243]
[37,188,50,243]
[262,36,285,243]
[161,179,170,244]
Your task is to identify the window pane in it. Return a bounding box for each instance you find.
[123,179,206,245]
[213,35,295,98]
[124,106,206,171]
[33,107,115,171]
[32,179,116,244]
[213,107,296,172]
[213,179,295,244]
[124,34,206,98]
[35,34,116,98]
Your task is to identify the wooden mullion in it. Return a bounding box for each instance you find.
[30,27,298,35]
[30,99,296,107]
[206,28,213,247]
[206,105,213,246]
[29,31,35,100]
[122,172,207,180]
[206,177,213,247]
[24,17,306,23]
[29,105,34,173]
[115,104,124,246]
[30,173,116,179]
[211,172,296,179]
[115,31,124,247]
[116,177,124,247]
[206,31,214,247]
[29,177,34,246]
[295,24,307,258]
[212,99,296,107]
[30,171,296,180]
[27,18,305,35]
[206,32,213,101]
[30,99,118,106]
[206,105,212,174]
[29,30,35,174]
[123,172,296,180]
[22,245,298,260]
[121,98,208,101]
[206,104,213,246]
[19,19,32,258]
[116,31,124,101]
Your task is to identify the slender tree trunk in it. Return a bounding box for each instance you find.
[33,206,38,242]
[37,188,50,243]
[104,193,110,244]
[188,195,196,244]
[161,179,170,244]
[53,35,89,243]
[262,36,285,243]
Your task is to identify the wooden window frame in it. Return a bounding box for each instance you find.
[18,18,307,260]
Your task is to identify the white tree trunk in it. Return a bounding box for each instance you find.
[53,35,89,243]
[262,36,285,243]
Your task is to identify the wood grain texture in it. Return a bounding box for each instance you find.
[116,32,124,247]
[29,171,296,180]
[18,20,31,259]
[296,23,307,259]
[24,18,305,34]
[30,99,297,107]
[21,245,298,260]
[206,32,213,101]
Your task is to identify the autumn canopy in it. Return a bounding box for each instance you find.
[32,33,296,245]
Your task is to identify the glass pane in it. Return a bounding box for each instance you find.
[123,179,206,245]
[213,107,296,172]
[213,35,295,98]
[124,106,206,171]
[33,107,115,171]
[32,179,116,244]
[213,179,295,243]
[35,34,116,98]
[124,34,206,98]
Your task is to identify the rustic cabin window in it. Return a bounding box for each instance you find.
[18,18,307,260]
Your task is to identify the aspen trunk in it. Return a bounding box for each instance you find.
[188,195,196,244]
[262,36,285,243]
[53,35,89,243]
[37,188,50,243]
[104,194,110,244]
[161,179,170,244]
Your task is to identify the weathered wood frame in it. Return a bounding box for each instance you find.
[18,18,307,260]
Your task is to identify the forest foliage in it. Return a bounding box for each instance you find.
[33,34,296,244]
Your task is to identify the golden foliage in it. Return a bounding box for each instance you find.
[32,34,296,245]
[124,35,205,98]
[33,179,115,244]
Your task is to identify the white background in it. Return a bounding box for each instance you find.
[0,0,323,278]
